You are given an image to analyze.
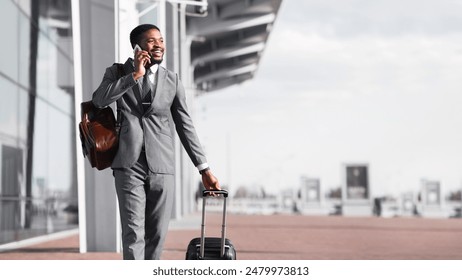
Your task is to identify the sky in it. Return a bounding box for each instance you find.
[194,0,462,198]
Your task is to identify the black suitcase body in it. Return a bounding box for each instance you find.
[185,190,237,260]
[186,237,236,260]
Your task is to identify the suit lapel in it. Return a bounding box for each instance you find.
[123,59,144,113]
[144,66,166,116]
[134,79,144,112]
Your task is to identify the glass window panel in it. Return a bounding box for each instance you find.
[32,100,74,194]
[18,7,31,88]
[0,79,20,138]
[0,0,20,82]
[36,18,74,110]
[17,88,29,141]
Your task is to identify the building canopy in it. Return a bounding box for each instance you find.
[187,0,282,93]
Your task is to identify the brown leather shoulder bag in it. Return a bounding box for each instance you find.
[78,63,124,170]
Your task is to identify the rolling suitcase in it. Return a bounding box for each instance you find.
[185,190,237,260]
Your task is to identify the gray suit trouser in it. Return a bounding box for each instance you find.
[113,151,174,260]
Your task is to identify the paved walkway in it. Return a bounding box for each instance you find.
[1,214,462,260]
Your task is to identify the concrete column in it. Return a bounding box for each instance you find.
[77,0,119,252]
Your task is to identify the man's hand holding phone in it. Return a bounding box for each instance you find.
[133,44,151,80]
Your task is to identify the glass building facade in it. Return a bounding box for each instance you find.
[0,0,78,245]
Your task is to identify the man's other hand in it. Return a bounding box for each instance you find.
[201,169,221,196]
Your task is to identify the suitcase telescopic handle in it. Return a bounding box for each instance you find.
[200,189,228,259]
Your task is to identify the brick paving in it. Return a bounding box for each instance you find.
[1,214,462,260]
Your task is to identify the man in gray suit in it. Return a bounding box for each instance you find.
[92,24,220,260]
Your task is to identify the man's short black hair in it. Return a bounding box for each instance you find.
[130,24,161,48]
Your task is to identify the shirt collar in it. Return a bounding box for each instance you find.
[150,64,159,74]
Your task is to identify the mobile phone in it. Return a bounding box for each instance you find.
[133,44,142,54]
[133,44,151,63]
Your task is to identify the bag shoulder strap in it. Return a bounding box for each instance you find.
[112,63,126,132]
[113,63,125,79]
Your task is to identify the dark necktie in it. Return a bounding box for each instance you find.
[142,69,152,98]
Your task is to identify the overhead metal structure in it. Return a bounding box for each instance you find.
[187,0,282,93]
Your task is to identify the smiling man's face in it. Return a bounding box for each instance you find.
[140,28,165,66]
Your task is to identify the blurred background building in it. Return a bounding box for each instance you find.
[0,0,282,253]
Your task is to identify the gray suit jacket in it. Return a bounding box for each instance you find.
[92,58,206,174]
